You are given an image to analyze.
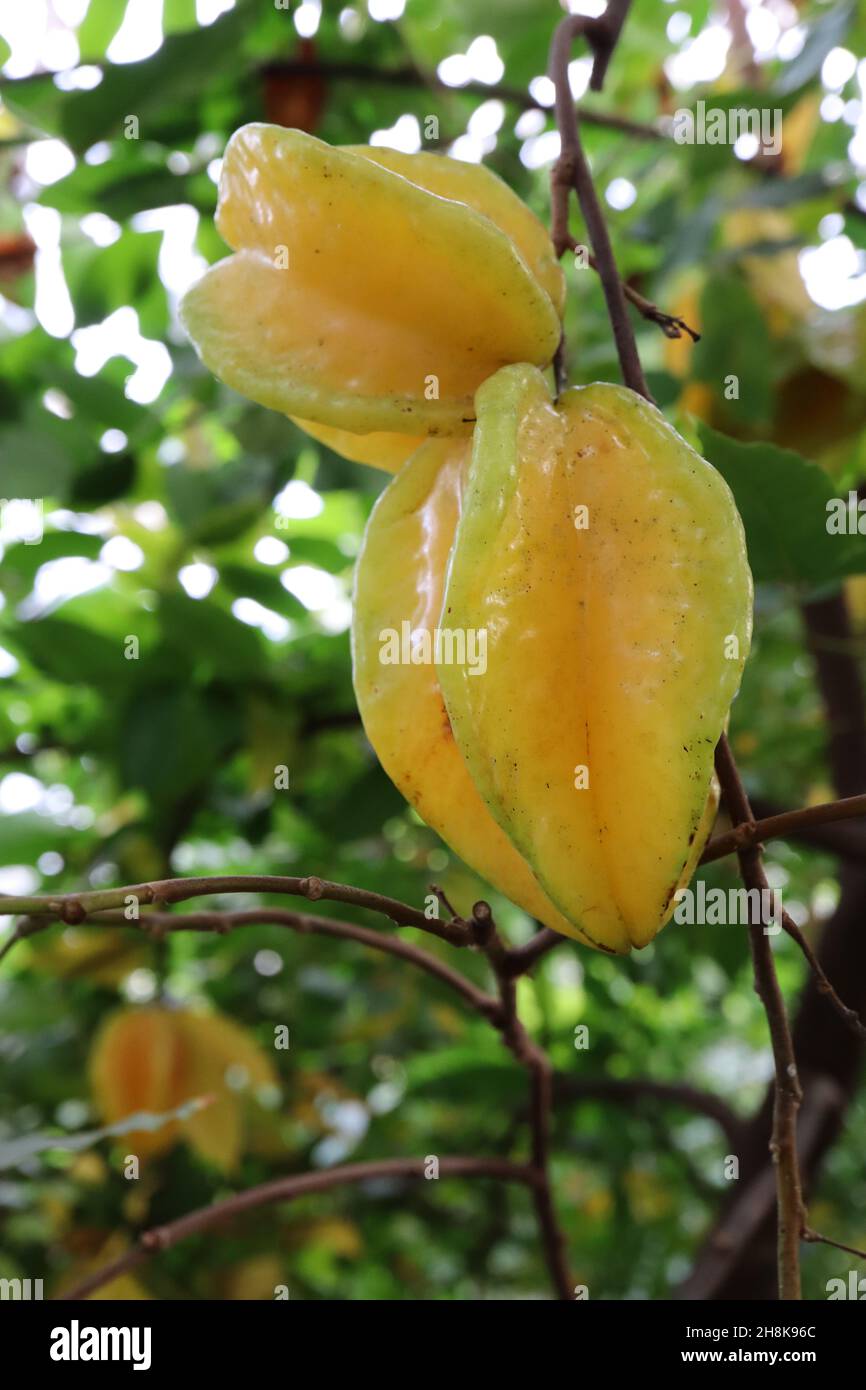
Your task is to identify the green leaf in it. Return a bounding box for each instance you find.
[158,592,267,679]
[738,171,837,210]
[163,0,199,34]
[775,1,856,95]
[218,563,306,620]
[698,424,866,586]
[0,813,76,864]
[0,425,75,497]
[77,0,126,60]
[11,618,129,685]
[403,1046,521,1103]
[6,5,248,152]
[119,686,233,803]
[692,275,773,428]
[0,532,103,596]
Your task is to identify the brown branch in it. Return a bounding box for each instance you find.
[714,734,805,1299]
[683,594,866,1299]
[776,908,866,1043]
[0,873,473,951]
[258,59,663,140]
[548,3,652,402]
[555,1076,744,1149]
[468,903,573,1300]
[504,926,564,976]
[57,1156,536,1301]
[89,906,499,1021]
[561,234,700,343]
[700,798,866,1039]
[802,1227,866,1261]
[701,793,866,866]
[676,1077,843,1300]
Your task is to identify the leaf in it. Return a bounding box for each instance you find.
[738,171,836,210]
[0,1097,211,1170]
[0,531,103,596]
[158,592,267,678]
[77,0,126,60]
[775,1,856,95]
[163,0,199,35]
[118,687,233,804]
[0,813,76,865]
[6,5,248,152]
[691,275,773,428]
[12,618,130,685]
[0,425,75,496]
[218,562,306,620]
[698,424,866,586]
[403,1046,522,1102]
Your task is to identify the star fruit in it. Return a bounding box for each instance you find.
[180,125,563,470]
[436,365,753,951]
[352,437,595,948]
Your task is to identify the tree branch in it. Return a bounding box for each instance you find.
[548,4,652,401]
[258,59,663,140]
[89,906,500,1020]
[57,1156,537,1301]
[701,793,866,866]
[713,734,805,1300]
[555,1075,744,1149]
[0,873,473,951]
[468,902,573,1300]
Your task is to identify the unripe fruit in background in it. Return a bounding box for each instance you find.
[438,365,753,951]
[181,125,564,470]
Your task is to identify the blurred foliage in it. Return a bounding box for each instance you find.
[1,0,866,1301]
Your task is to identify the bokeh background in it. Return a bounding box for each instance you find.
[1,0,865,1300]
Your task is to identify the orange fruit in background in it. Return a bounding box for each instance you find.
[89,1005,279,1172]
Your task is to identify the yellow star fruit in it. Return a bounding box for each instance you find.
[179,122,567,467]
[180,125,563,469]
[437,365,753,951]
[89,1005,278,1172]
[352,438,598,948]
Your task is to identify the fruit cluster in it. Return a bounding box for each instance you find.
[182,124,754,953]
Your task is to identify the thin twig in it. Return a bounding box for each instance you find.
[714,734,805,1300]
[259,60,666,139]
[89,906,499,1020]
[802,1227,866,1261]
[566,236,701,343]
[57,1156,537,1301]
[0,873,473,952]
[555,1075,744,1148]
[470,903,573,1300]
[701,792,866,866]
[777,909,866,1043]
[505,926,564,976]
[548,4,652,402]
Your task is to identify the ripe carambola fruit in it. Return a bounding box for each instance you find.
[352,438,596,948]
[180,124,563,465]
[89,1006,278,1171]
[438,365,753,952]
